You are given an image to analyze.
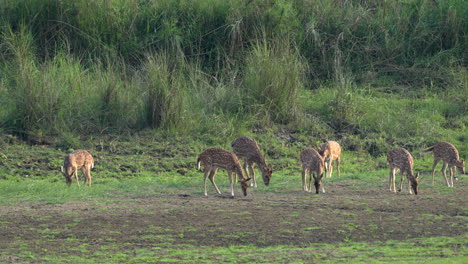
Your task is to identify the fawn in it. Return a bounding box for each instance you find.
[387,148,419,195]
[319,141,341,178]
[300,147,325,194]
[231,136,272,187]
[61,149,94,187]
[420,141,465,187]
[197,148,251,197]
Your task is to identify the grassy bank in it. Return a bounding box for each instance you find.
[0,0,466,159]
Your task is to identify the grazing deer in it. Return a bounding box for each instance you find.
[318,141,341,178]
[61,149,94,187]
[420,141,465,187]
[387,148,419,195]
[197,148,251,197]
[300,148,325,194]
[231,136,272,187]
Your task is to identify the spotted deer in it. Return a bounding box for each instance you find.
[197,148,251,197]
[300,148,325,194]
[420,142,465,187]
[319,141,341,178]
[61,149,94,187]
[387,148,419,195]
[231,136,272,188]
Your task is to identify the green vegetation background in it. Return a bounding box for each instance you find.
[0,2,466,262]
[0,0,466,165]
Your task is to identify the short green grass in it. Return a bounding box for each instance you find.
[1,130,467,263]
[1,235,466,263]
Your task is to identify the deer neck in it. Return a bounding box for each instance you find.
[321,149,330,158]
[234,164,246,180]
[252,154,267,170]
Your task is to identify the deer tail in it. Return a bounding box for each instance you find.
[196,157,201,170]
[417,146,435,158]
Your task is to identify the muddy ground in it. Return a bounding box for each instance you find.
[1,179,466,261]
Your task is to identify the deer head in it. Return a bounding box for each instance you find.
[60,166,72,186]
[313,172,324,194]
[261,165,273,185]
[456,159,465,174]
[410,172,419,195]
[239,178,251,196]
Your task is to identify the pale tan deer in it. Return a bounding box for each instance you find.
[387,148,419,195]
[300,148,325,194]
[231,136,272,188]
[61,149,94,187]
[197,148,251,197]
[319,141,341,178]
[420,141,465,187]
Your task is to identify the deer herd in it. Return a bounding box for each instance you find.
[61,138,465,197]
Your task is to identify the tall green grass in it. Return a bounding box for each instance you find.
[243,38,306,125]
[0,0,466,154]
[1,0,464,82]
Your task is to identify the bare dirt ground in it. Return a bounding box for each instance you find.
[1,180,466,260]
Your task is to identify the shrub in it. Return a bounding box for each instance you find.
[143,53,187,130]
[243,37,306,125]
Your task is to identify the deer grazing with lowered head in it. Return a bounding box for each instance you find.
[231,136,272,187]
[419,141,465,187]
[319,141,341,178]
[61,149,94,187]
[300,147,325,194]
[197,148,251,197]
[387,147,419,195]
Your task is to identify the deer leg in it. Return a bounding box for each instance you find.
[308,171,313,193]
[328,160,333,178]
[449,167,455,187]
[228,171,234,197]
[88,167,92,186]
[431,159,439,185]
[302,168,308,192]
[398,170,404,192]
[203,168,210,196]
[337,157,341,177]
[81,168,88,186]
[323,159,330,178]
[74,169,80,187]
[389,168,396,192]
[406,175,413,194]
[209,168,221,195]
[388,169,392,192]
[248,162,257,188]
[243,159,249,181]
[319,174,325,193]
[442,162,450,187]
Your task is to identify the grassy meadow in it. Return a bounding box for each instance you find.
[0,0,467,263]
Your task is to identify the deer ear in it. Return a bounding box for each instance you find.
[246,178,252,182]
[415,172,420,179]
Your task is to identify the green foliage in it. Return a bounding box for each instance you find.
[0,0,466,155]
[143,53,187,130]
[243,38,306,124]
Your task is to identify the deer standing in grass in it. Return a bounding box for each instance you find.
[197,148,251,197]
[231,136,272,188]
[300,148,325,194]
[419,141,465,187]
[319,141,341,178]
[387,148,419,195]
[61,149,94,187]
